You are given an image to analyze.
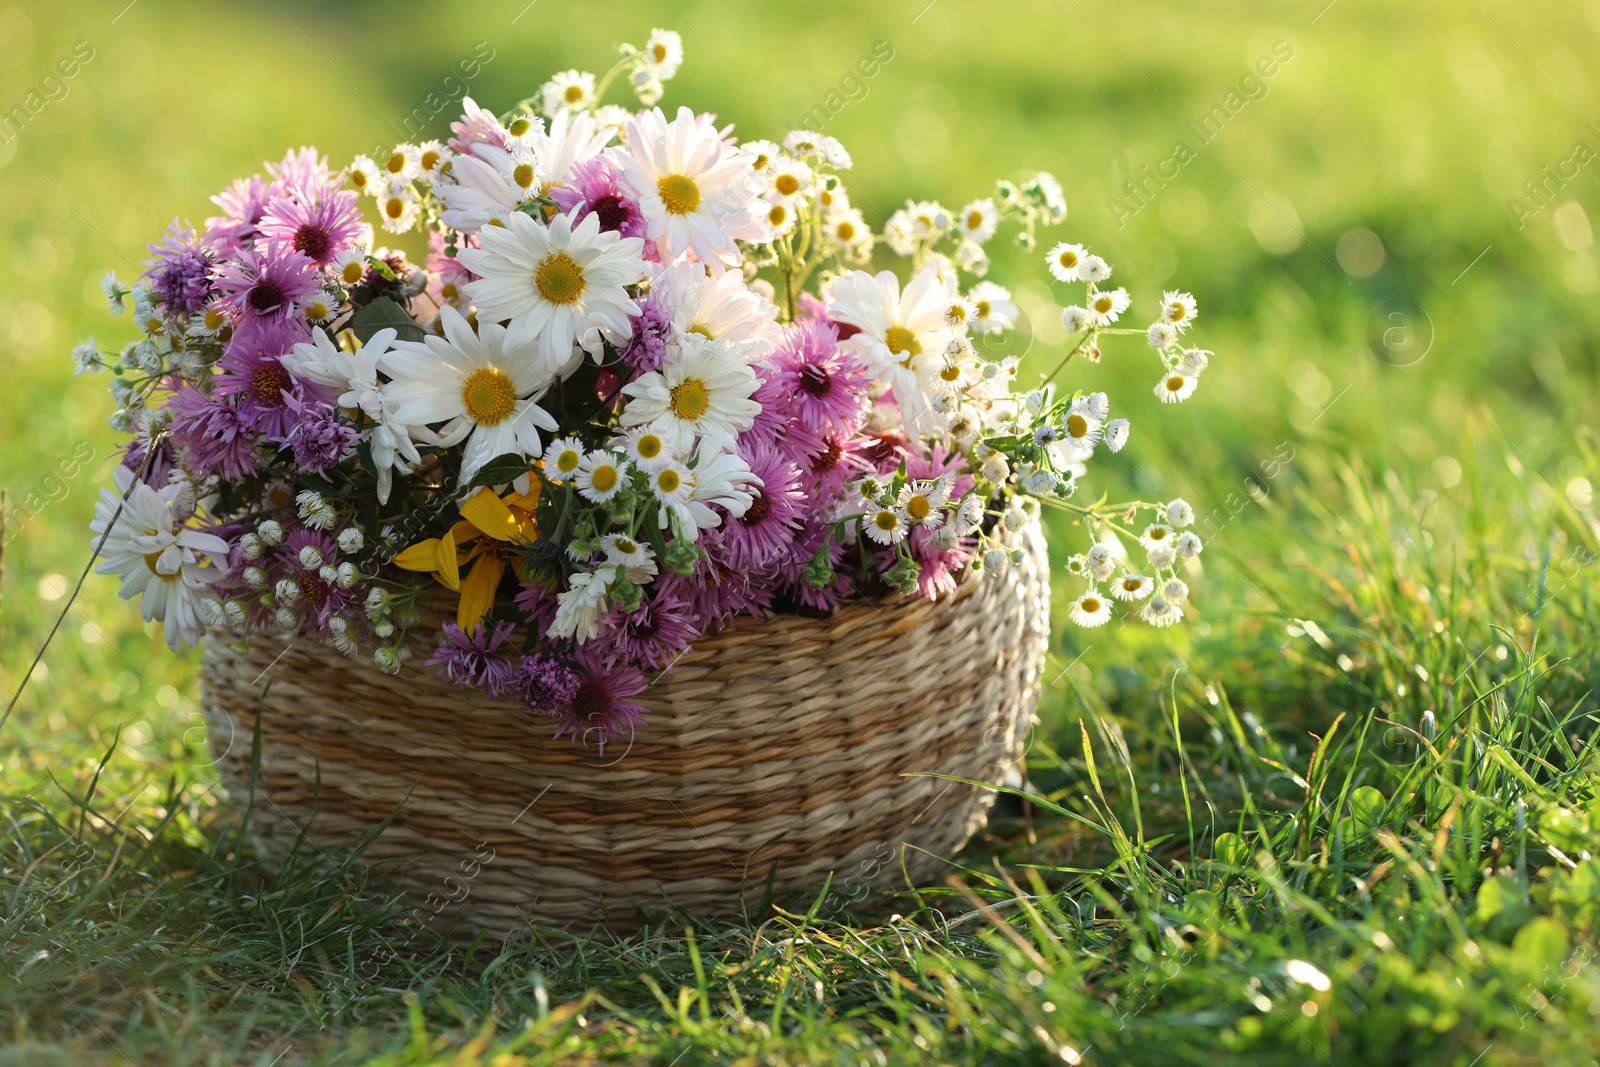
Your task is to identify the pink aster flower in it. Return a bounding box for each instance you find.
[143,219,215,318]
[550,647,649,753]
[166,385,262,481]
[256,189,365,267]
[513,652,581,711]
[427,620,519,699]
[212,243,321,338]
[772,318,870,437]
[266,146,336,199]
[448,96,509,156]
[551,156,649,241]
[715,442,805,570]
[205,174,277,258]
[211,320,320,438]
[598,591,700,670]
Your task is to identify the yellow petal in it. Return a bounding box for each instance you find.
[447,519,480,545]
[459,487,523,543]
[456,552,505,633]
[394,539,444,573]
[435,529,460,591]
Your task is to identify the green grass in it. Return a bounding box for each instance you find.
[4,0,1600,1062]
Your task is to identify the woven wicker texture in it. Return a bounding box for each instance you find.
[199,518,1050,935]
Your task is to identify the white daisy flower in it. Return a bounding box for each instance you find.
[592,104,633,138]
[953,493,985,535]
[1069,589,1112,628]
[575,450,630,503]
[1160,290,1199,330]
[968,282,1017,334]
[1148,543,1178,569]
[530,109,615,193]
[459,208,648,374]
[1140,523,1176,552]
[824,265,957,435]
[864,507,908,546]
[377,183,421,234]
[652,261,781,356]
[672,446,760,538]
[543,436,587,484]
[1154,371,1198,404]
[303,289,341,324]
[1086,287,1130,326]
[1105,418,1131,452]
[434,152,529,234]
[460,141,543,203]
[897,478,951,529]
[942,297,977,332]
[1162,578,1190,603]
[648,459,696,518]
[1147,322,1178,349]
[337,528,364,554]
[619,334,761,454]
[348,155,382,196]
[549,565,617,643]
[90,467,231,650]
[1166,499,1194,528]
[540,69,597,116]
[1060,306,1093,334]
[959,198,999,244]
[782,130,851,167]
[380,144,423,184]
[764,155,814,202]
[642,28,685,79]
[328,250,369,291]
[824,207,873,258]
[1086,543,1118,582]
[1111,574,1154,602]
[417,139,453,181]
[1058,397,1103,458]
[617,106,769,269]
[621,424,676,471]
[1141,596,1183,628]
[297,490,336,530]
[379,305,560,486]
[1180,348,1212,377]
[1079,254,1112,283]
[1047,242,1087,282]
[1176,531,1204,558]
[905,199,951,239]
[883,210,917,256]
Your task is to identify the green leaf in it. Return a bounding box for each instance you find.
[1348,786,1387,835]
[1511,916,1569,972]
[1475,874,1524,921]
[347,295,426,344]
[1214,832,1250,868]
[467,453,536,491]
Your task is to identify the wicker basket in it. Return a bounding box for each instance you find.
[199,517,1050,935]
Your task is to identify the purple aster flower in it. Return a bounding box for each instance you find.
[512,652,581,711]
[143,219,215,317]
[427,621,519,699]
[256,189,366,267]
[166,385,262,481]
[205,174,276,258]
[551,157,648,241]
[598,591,700,670]
[278,526,358,634]
[212,243,320,336]
[619,291,673,373]
[266,146,335,199]
[549,647,649,754]
[739,362,791,452]
[657,539,774,633]
[279,399,360,475]
[212,319,320,438]
[772,318,870,437]
[716,442,804,570]
[118,434,177,487]
[512,582,560,632]
[797,431,871,504]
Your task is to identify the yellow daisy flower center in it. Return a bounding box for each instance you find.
[1081,596,1102,613]
[564,84,585,104]
[974,300,991,317]
[873,511,899,531]
[204,307,227,330]
[1122,578,1142,592]
[653,43,669,62]
[351,170,369,189]
[143,551,177,580]
[669,378,711,421]
[885,325,921,365]
[534,252,586,305]
[340,261,365,285]
[421,149,442,171]
[967,209,984,229]
[775,173,800,196]
[768,204,789,226]
[1165,375,1185,392]
[590,464,619,493]
[836,220,856,241]
[508,117,532,138]
[384,197,407,220]
[1094,295,1114,313]
[656,468,681,494]
[1059,249,1079,269]
[513,162,537,190]
[905,495,932,523]
[635,434,663,460]
[615,536,638,554]
[1066,413,1089,438]
[555,449,581,474]
[940,364,963,383]
[460,366,518,425]
[658,173,702,215]
[386,152,407,175]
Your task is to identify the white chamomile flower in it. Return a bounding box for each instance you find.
[298,544,324,570]
[619,334,760,453]
[980,451,1010,484]
[641,28,684,79]
[647,460,696,529]
[1165,499,1194,528]
[1162,578,1190,603]
[1160,290,1199,330]
[543,436,586,484]
[336,528,365,554]
[1154,371,1198,404]
[458,208,648,372]
[348,155,382,196]
[762,198,797,236]
[1105,418,1131,453]
[238,533,263,560]
[1061,306,1093,334]
[1140,523,1176,553]
[1079,254,1112,283]
[897,478,951,529]
[187,304,229,339]
[575,451,630,503]
[548,565,617,643]
[417,139,453,181]
[257,520,284,546]
[1180,348,1212,377]
[303,289,341,324]
[380,144,423,184]
[1141,596,1183,627]
[1069,589,1113,628]
[1086,543,1117,582]
[824,208,872,256]
[601,533,658,583]
[764,155,814,202]
[377,183,420,234]
[379,305,560,486]
[905,199,951,239]
[959,198,999,244]
[864,506,908,545]
[1176,531,1204,558]
[941,297,977,332]
[1047,242,1087,282]
[297,490,336,530]
[103,272,129,314]
[622,424,675,471]
[1147,321,1178,349]
[541,69,597,116]
[1058,397,1102,457]
[1111,573,1154,601]
[968,282,1017,334]
[328,248,369,289]
[1086,287,1130,326]
[824,265,957,436]
[883,210,917,256]
[954,493,985,535]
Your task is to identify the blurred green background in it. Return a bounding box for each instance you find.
[1,0,1597,782]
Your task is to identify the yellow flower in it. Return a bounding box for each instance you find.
[393,483,539,634]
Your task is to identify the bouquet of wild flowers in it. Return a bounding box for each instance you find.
[78,30,1213,750]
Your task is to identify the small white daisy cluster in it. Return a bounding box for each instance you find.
[75,31,1212,743]
[1064,498,1204,630]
